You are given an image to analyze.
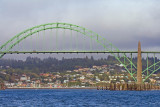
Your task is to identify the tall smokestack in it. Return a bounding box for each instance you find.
[137,41,142,84]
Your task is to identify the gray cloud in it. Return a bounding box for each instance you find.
[0,0,160,59]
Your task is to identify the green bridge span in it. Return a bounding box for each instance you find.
[0,22,160,82]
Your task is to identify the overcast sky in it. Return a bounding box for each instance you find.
[0,0,160,59]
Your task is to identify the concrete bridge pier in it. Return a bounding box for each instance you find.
[137,41,142,85]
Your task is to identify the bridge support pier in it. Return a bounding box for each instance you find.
[137,41,142,84]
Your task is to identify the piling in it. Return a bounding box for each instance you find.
[97,83,160,91]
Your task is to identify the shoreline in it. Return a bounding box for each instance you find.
[6,87,97,90]
[4,87,160,91]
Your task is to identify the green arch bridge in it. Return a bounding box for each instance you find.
[0,22,160,82]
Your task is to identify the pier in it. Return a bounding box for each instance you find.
[97,83,160,91]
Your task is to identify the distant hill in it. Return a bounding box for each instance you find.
[0,55,159,73]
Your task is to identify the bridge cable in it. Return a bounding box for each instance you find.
[56,28,58,51]
[70,29,72,51]
[124,54,126,65]
[17,36,19,51]
[154,53,155,71]
[50,25,52,51]
[38,31,39,51]
[63,29,65,51]
[147,53,149,76]
[31,30,33,52]
[131,53,132,74]
[22,33,25,51]
[90,35,92,51]
[83,30,85,51]
[76,30,78,51]
[43,27,45,51]
[50,28,52,51]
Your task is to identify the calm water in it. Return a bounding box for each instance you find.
[0,89,160,107]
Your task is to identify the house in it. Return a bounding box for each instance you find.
[63,80,69,83]
[66,70,72,73]
[73,70,79,72]
[0,71,6,75]
[80,76,85,80]
[86,72,94,77]
[149,78,156,83]
[20,74,30,82]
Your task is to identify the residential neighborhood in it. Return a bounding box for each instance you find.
[1,64,160,89]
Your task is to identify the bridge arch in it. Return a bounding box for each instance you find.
[0,22,137,81]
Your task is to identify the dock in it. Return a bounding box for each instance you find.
[97,83,160,91]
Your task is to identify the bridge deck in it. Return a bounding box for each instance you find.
[0,51,160,54]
